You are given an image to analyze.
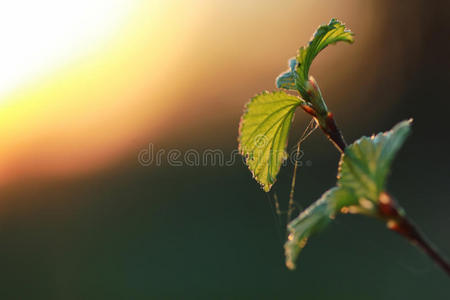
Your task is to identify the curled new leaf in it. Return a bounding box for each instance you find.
[295,18,354,97]
[276,58,297,91]
[238,91,304,192]
[274,19,354,152]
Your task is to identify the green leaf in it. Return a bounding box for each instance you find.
[284,120,412,269]
[338,120,412,202]
[275,58,297,91]
[295,18,354,97]
[285,187,357,270]
[239,91,304,192]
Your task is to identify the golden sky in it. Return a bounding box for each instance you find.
[0,0,392,186]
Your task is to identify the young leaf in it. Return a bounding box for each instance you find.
[239,91,304,192]
[285,120,412,269]
[338,119,412,202]
[275,58,297,91]
[295,18,354,97]
[285,187,357,270]
[274,19,354,154]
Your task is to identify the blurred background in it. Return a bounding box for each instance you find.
[0,0,449,298]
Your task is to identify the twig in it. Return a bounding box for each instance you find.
[300,105,347,153]
[379,192,450,276]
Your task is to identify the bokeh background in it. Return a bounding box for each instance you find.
[0,0,449,298]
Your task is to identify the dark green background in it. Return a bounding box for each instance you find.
[1,0,449,298]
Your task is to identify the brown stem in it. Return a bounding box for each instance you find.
[322,112,347,153]
[379,193,450,276]
[403,221,450,275]
[300,104,347,153]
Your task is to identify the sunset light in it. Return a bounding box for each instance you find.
[0,0,200,185]
[0,1,447,298]
[0,0,136,99]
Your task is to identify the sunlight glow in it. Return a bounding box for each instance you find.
[0,0,134,99]
[0,0,205,186]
